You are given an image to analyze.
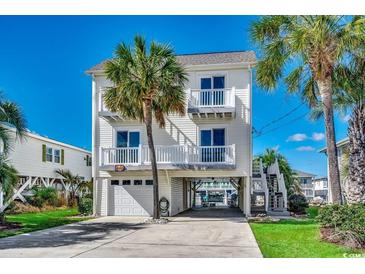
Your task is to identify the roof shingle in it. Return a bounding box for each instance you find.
[87,50,256,73]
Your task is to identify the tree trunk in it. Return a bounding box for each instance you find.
[345,104,365,204]
[143,100,160,219]
[0,212,5,224]
[192,182,196,207]
[317,78,342,204]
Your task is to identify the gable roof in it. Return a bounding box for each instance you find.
[86,50,256,74]
[318,137,349,153]
[293,170,316,178]
[3,123,91,154]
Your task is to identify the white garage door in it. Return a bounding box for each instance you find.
[109,185,153,216]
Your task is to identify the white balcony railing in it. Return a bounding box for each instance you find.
[99,87,236,113]
[188,88,235,108]
[101,145,235,166]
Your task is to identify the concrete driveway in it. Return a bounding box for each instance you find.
[0,208,262,258]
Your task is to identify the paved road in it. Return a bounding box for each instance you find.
[0,208,262,258]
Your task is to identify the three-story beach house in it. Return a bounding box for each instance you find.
[87,51,256,217]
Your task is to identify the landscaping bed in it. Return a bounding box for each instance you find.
[0,208,91,239]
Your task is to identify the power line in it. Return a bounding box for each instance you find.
[253,111,309,138]
[255,102,305,134]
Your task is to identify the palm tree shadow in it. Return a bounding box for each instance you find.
[0,221,147,251]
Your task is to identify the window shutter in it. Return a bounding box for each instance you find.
[61,149,65,165]
[42,144,46,162]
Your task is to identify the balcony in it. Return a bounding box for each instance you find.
[100,145,236,171]
[99,87,237,121]
[98,87,125,121]
[187,88,236,118]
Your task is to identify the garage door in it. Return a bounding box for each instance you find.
[109,185,153,216]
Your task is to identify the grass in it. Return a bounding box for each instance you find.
[250,218,365,258]
[0,208,90,238]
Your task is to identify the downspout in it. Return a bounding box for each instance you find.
[91,75,98,216]
[247,65,253,216]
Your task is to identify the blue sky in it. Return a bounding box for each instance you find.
[0,16,349,177]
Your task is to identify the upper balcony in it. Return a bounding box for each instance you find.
[98,87,237,121]
[99,144,236,171]
[187,88,236,119]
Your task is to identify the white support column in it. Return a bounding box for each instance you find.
[244,177,251,217]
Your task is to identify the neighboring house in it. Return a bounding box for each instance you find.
[0,126,92,212]
[294,170,316,201]
[195,179,237,207]
[251,159,288,214]
[319,137,349,203]
[313,177,329,203]
[87,51,256,217]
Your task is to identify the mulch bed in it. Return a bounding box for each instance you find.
[0,222,22,231]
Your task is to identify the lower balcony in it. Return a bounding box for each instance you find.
[100,145,236,171]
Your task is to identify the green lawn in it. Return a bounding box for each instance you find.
[0,208,90,238]
[250,218,365,258]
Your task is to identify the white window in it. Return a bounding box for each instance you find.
[54,149,61,163]
[46,147,53,162]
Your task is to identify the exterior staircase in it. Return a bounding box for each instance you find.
[251,159,289,216]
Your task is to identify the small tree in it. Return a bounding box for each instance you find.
[0,94,26,224]
[257,149,300,196]
[56,169,83,206]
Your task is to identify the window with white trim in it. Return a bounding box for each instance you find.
[54,149,61,163]
[46,147,53,162]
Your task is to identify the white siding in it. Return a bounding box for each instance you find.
[92,64,252,216]
[7,130,91,180]
[94,66,251,178]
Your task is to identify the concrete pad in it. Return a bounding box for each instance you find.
[0,208,262,258]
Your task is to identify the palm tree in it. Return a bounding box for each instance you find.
[250,16,365,204]
[257,148,299,196]
[0,156,18,223]
[331,56,365,203]
[0,95,27,154]
[55,169,83,206]
[0,95,26,223]
[103,36,187,219]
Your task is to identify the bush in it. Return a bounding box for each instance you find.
[306,206,320,219]
[317,204,365,248]
[288,194,309,214]
[29,186,58,208]
[78,197,93,215]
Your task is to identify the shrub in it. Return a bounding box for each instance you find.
[317,204,365,248]
[306,206,320,219]
[7,201,41,214]
[78,197,93,215]
[288,194,308,214]
[57,192,67,207]
[29,186,58,208]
